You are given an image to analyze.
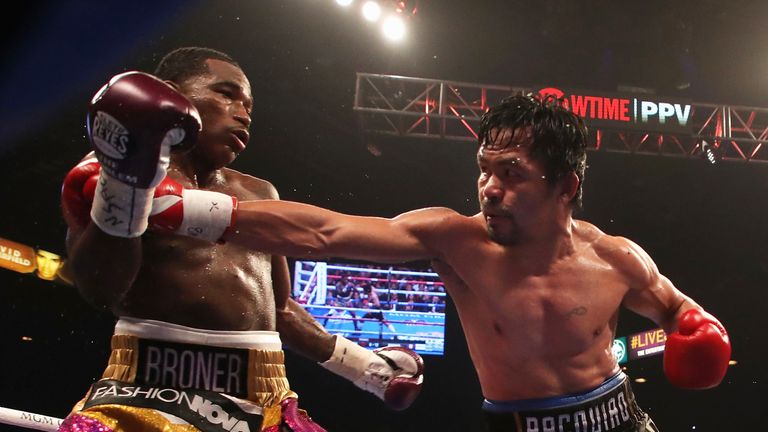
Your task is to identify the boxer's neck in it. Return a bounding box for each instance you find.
[170,152,224,189]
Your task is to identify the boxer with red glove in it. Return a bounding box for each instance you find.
[86,71,201,238]
[63,163,237,243]
[664,308,731,389]
[148,176,237,242]
[321,336,424,410]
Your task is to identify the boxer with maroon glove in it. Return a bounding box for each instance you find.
[664,308,731,389]
[85,71,201,238]
[61,48,430,432]
[61,47,380,431]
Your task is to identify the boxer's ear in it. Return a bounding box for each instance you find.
[163,80,182,91]
[559,171,579,204]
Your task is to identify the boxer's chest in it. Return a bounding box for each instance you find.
[452,250,628,355]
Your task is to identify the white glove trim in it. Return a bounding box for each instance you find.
[90,172,153,238]
[176,189,234,242]
[321,336,392,398]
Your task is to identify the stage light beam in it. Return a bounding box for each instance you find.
[382,15,406,42]
[362,1,382,22]
[336,0,354,7]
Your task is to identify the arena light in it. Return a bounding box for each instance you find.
[336,0,354,7]
[362,1,382,22]
[381,15,406,42]
[700,139,720,165]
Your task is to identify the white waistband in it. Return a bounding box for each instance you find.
[115,317,283,351]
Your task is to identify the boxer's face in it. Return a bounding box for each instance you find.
[179,59,253,168]
[477,127,559,245]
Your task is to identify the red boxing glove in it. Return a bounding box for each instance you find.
[149,176,238,242]
[62,161,236,243]
[663,309,731,389]
[61,158,100,230]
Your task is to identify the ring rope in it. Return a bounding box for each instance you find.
[0,406,63,431]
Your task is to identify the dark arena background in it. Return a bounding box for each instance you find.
[2,1,767,431]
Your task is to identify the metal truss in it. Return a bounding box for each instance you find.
[354,73,768,163]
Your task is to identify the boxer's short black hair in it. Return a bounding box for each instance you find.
[154,47,241,85]
[479,94,588,210]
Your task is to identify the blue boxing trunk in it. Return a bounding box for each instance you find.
[482,372,659,432]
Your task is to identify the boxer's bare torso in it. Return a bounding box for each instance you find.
[432,216,640,400]
[118,166,281,330]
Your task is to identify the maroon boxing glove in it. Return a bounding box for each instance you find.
[86,71,201,238]
[663,309,731,389]
[88,71,200,188]
[321,336,424,410]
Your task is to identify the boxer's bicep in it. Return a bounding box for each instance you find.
[624,273,688,333]
[616,238,688,333]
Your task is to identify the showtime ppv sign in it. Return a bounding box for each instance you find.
[537,87,693,134]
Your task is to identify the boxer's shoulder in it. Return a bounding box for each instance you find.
[221,168,277,200]
[586,227,656,284]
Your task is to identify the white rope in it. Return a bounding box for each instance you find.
[324,263,438,277]
[0,407,63,431]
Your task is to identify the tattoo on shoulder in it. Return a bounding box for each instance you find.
[567,306,588,317]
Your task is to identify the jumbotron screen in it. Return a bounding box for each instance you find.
[290,260,446,356]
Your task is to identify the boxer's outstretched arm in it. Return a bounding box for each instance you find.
[228,200,452,263]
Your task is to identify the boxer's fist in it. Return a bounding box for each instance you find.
[149,176,237,242]
[61,158,100,229]
[664,309,731,389]
[321,336,424,410]
[372,346,425,410]
[88,71,200,189]
[86,72,201,238]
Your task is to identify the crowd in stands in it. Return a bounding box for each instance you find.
[292,262,447,313]
[324,265,446,313]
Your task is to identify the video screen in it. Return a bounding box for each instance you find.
[290,260,446,356]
